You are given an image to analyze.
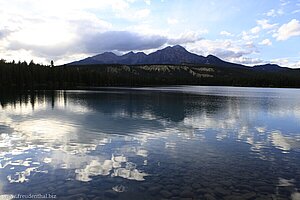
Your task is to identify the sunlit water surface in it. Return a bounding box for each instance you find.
[1,86,300,200]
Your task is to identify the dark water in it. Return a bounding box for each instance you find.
[0,86,300,200]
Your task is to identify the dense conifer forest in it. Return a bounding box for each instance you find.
[1,59,300,89]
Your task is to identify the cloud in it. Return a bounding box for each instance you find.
[187,39,258,64]
[0,29,11,39]
[8,41,76,58]
[220,31,233,37]
[265,9,276,17]
[264,9,284,17]
[292,61,300,68]
[270,58,289,67]
[270,57,300,68]
[250,26,261,34]
[259,39,272,46]
[167,18,179,25]
[82,30,205,53]
[0,31,4,39]
[135,9,151,18]
[3,13,205,61]
[212,49,250,59]
[0,0,156,62]
[277,9,284,15]
[82,31,168,53]
[168,31,204,45]
[257,19,278,29]
[4,14,111,57]
[229,57,265,65]
[274,19,300,41]
[185,35,265,66]
[292,9,300,14]
[280,0,290,6]
[242,31,259,41]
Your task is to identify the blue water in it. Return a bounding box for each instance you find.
[0,86,300,200]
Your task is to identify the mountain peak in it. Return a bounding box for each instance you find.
[136,52,146,56]
[207,54,218,58]
[253,63,285,71]
[67,45,284,71]
[172,45,186,50]
[206,54,221,61]
[69,45,222,66]
[91,52,119,63]
[101,52,117,56]
[161,45,187,52]
[123,51,135,56]
[254,63,281,68]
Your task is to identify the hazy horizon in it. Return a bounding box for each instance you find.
[0,0,300,67]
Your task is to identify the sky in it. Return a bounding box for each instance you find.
[0,0,300,67]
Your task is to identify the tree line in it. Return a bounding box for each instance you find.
[1,59,300,90]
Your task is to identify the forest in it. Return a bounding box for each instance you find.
[1,59,300,90]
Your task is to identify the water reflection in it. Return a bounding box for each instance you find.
[0,87,300,199]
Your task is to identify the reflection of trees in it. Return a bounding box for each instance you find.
[0,90,65,110]
[0,89,229,122]
[1,89,300,125]
[67,91,232,122]
[1,89,300,149]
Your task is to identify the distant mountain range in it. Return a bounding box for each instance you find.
[68,45,288,71]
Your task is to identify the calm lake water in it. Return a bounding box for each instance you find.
[1,86,300,200]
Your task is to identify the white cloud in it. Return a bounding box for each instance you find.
[280,0,290,6]
[259,39,272,46]
[257,19,278,29]
[245,41,255,48]
[265,9,276,17]
[187,39,258,65]
[265,9,284,17]
[167,18,179,25]
[250,26,261,34]
[0,0,156,64]
[271,58,289,66]
[220,31,233,36]
[242,31,259,41]
[269,57,300,68]
[168,31,203,45]
[274,19,300,41]
[229,57,264,65]
[291,61,300,68]
[135,8,151,18]
[277,9,284,15]
[292,9,300,14]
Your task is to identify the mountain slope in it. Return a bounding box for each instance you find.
[67,45,235,66]
[142,45,207,65]
[252,64,288,72]
[68,45,287,71]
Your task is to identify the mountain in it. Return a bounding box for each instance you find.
[141,45,206,65]
[252,64,288,72]
[120,51,147,65]
[67,45,232,66]
[68,45,286,70]
[92,52,120,64]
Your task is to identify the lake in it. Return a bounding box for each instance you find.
[0,86,300,200]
